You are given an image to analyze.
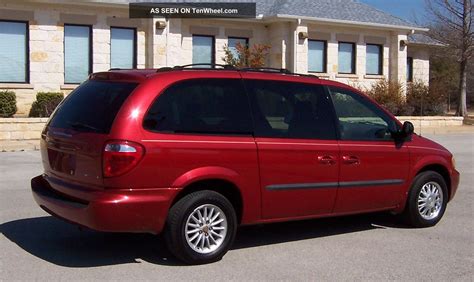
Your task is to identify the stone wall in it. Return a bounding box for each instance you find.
[267,22,292,69]
[397,116,464,130]
[0,118,47,151]
[407,45,430,84]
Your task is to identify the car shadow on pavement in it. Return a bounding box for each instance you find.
[0,212,406,267]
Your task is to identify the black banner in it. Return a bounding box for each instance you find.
[129,2,257,18]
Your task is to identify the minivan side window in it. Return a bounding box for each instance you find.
[245,80,337,140]
[143,79,253,135]
[328,87,398,141]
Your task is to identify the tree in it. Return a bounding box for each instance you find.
[426,0,473,116]
[222,42,271,68]
[429,48,460,111]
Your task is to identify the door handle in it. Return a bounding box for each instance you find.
[317,155,336,165]
[342,155,360,165]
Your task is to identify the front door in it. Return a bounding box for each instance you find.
[327,86,410,213]
[243,77,340,219]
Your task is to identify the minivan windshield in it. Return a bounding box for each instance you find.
[48,80,137,134]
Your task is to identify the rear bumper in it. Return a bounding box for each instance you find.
[31,175,179,234]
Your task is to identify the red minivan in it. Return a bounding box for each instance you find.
[32,65,459,264]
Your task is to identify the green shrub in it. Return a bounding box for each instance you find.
[29,92,64,117]
[407,80,446,115]
[0,90,17,117]
[359,79,447,116]
[364,79,409,115]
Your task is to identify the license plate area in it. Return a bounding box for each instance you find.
[48,149,76,175]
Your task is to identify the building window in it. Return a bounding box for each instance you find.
[64,24,92,84]
[228,37,248,60]
[338,42,356,74]
[0,21,28,83]
[308,40,327,73]
[366,44,383,75]
[407,57,413,82]
[110,27,136,69]
[192,35,214,67]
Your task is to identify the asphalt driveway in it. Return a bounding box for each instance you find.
[1,133,473,280]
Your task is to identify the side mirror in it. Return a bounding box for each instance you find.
[401,121,414,137]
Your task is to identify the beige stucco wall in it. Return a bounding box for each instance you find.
[158,18,269,67]
[268,22,293,69]
[408,45,430,84]
[305,23,393,90]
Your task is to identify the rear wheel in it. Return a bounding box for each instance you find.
[164,190,237,264]
[403,171,448,227]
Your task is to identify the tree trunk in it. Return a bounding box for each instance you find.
[456,59,468,117]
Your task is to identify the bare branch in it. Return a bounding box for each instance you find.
[443,0,464,20]
[428,1,464,29]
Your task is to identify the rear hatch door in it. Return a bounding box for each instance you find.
[42,80,138,188]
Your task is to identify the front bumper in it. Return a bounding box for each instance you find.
[449,169,460,201]
[31,175,179,234]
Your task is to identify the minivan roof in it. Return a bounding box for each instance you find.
[89,66,354,90]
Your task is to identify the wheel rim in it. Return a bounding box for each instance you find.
[417,181,444,220]
[184,204,228,254]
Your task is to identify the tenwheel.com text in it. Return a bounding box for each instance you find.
[129,2,257,18]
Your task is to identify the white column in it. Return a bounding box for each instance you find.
[294,22,308,73]
[389,32,408,94]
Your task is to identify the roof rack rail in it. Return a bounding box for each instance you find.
[154,64,318,78]
[155,67,175,72]
[156,64,235,72]
[240,67,319,78]
[240,67,292,74]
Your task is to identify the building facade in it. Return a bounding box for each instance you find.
[0,0,434,115]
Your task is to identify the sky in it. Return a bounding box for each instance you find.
[359,0,428,24]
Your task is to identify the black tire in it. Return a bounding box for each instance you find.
[403,171,448,228]
[164,190,237,264]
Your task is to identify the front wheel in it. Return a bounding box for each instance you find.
[403,171,448,227]
[164,190,237,264]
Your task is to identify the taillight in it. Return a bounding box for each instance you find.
[103,140,144,178]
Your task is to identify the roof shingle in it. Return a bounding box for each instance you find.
[263,0,421,28]
[408,33,445,46]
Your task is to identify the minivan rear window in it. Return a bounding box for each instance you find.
[48,80,137,134]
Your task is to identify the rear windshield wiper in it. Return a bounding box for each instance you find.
[67,121,101,133]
